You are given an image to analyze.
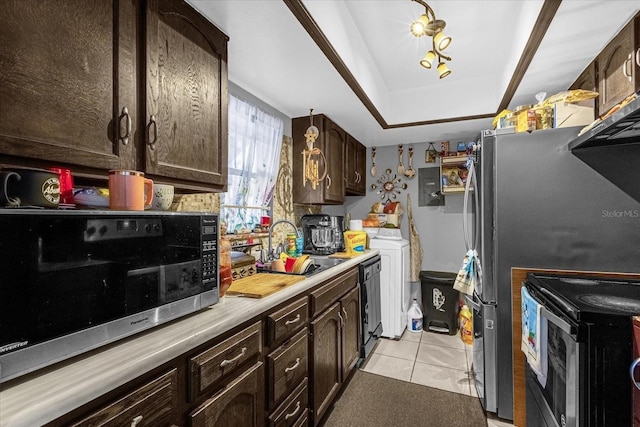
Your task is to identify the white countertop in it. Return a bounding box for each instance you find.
[0,251,377,427]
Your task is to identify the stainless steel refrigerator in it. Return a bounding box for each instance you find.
[463,125,640,421]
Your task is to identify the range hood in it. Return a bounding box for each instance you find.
[569,92,640,203]
[569,94,640,150]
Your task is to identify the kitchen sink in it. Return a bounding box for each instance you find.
[256,256,347,277]
[308,256,348,268]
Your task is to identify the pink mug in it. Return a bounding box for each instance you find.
[108,170,153,211]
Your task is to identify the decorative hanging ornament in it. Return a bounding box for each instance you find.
[425,142,438,163]
[370,168,408,203]
[302,108,326,189]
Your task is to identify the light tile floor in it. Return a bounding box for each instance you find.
[360,329,514,427]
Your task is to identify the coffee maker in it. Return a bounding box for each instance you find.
[301,214,345,255]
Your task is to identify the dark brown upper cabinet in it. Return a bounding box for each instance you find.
[0,0,138,174]
[344,134,366,196]
[598,21,636,116]
[145,0,228,191]
[571,11,640,121]
[0,0,228,192]
[292,114,345,205]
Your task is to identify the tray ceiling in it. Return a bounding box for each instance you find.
[187,0,639,147]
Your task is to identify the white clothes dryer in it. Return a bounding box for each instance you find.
[369,234,410,339]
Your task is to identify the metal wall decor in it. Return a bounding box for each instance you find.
[425,142,438,163]
[370,168,408,203]
[302,108,327,189]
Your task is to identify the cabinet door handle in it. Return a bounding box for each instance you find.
[337,311,344,328]
[630,357,640,391]
[220,346,247,368]
[130,415,143,427]
[326,175,332,189]
[118,107,131,146]
[285,314,301,325]
[636,47,640,67]
[147,115,158,150]
[623,53,633,81]
[342,307,348,321]
[284,357,301,374]
[284,401,301,420]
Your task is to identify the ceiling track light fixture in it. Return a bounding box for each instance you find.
[410,0,452,78]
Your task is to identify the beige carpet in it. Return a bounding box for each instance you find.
[322,370,487,427]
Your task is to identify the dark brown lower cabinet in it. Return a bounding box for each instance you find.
[69,369,179,427]
[268,378,309,427]
[309,278,360,426]
[340,286,361,379]
[189,362,265,427]
[310,302,342,425]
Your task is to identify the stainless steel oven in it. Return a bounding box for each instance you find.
[524,273,639,427]
[0,209,219,383]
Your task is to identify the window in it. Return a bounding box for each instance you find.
[221,94,284,234]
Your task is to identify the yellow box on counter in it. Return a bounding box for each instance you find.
[553,102,594,128]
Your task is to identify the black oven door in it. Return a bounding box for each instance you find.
[526,305,584,427]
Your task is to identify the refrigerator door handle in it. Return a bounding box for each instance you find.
[464,293,480,312]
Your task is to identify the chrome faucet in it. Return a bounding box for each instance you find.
[267,219,301,260]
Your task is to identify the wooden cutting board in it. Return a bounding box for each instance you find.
[226,273,306,298]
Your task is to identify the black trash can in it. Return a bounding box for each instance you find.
[420,270,460,335]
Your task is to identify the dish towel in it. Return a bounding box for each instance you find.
[406,194,423,283]
[521,286,548,386]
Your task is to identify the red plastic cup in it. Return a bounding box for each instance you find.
[49,167,74,204]
[285,257,296,273]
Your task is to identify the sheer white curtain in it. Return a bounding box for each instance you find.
[221,94,284,233]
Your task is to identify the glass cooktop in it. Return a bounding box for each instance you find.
[526,273,640,324]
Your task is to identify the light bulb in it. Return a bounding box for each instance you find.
[420,51,436,69]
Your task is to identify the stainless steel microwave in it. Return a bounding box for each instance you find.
[0,209,219,383]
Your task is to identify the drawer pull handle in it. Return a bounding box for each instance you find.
[131,415,143,427]
[284,357,301,374]
[285,314,301,325]
[285,401,301,420]
[220,346,247,368]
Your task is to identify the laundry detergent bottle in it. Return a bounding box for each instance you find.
[408,299,423,333]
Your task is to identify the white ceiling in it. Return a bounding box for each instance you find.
[187,0,639,147]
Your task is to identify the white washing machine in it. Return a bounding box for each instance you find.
[369,231,410,339]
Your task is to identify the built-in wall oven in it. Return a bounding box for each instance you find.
[358,255,382,364]
[524,273,640,427]
[0,210,219,383]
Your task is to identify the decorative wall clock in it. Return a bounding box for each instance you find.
[370,168,408,202]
